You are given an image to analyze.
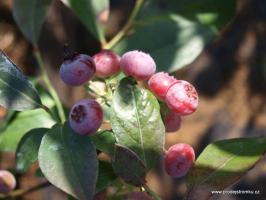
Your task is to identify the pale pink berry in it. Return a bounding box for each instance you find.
[164,143,195,178]
[69,99,103,135]
[148,72,176,100]
[165,80,198,116]
[164,111,182,132]
[120,50,156,80]
[0,170,16,193]
[60,54,96,86]
[93,50,120,78]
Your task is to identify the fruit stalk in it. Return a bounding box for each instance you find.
[0,181,50,199]
[34,47,66,123]
[103,0,144,50]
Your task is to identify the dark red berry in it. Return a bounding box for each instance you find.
[60,54,96,86]
[164,111,182,132]
[93,50,120,78]
[165,80,198,116]
[164,143,195,178]
[69,99,103,135]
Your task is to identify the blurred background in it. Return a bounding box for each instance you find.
[0,0,266,199]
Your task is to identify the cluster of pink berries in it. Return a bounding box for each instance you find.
[148,72,198,132]
[59,49,196,178]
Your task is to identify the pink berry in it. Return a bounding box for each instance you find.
[60,54,96,86]
[127,192,152,200]
[69,99,103,135]
[165,80,198,116]
[0,170,16,193]
[93,50,120,78]
[164,143,195,178]
[164,111,182,132]
[148,72,176,100]
[120,50,156,80]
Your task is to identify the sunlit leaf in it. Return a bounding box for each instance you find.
[114,15,215,73]
[111,77,165,169]
[187,137,266,199]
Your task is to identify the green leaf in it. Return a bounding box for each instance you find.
[62,0,109,42]
[110,77,165,169]
[114,15,215,73]
[187,137,266,199]
[96,161,117,193]
[0,108,55,152]
[91,130,116,155]
[139,0,236,30]
[38,122,98,200]
[13,0,52,44]
[0,51,43,111]
[112,144,146,186]
[16,128,48,172]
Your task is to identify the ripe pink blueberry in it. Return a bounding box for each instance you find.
[120,50,156,80]
[93,50,120,78]
[164,111,182,132]
[165,80,198,116]
[60,54,96,86]
[164,143,195,178]
[148,72,176,100]
[69,99,103,135]
[0,170,16,193]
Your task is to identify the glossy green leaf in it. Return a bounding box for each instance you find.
[96,161,117,193]
[0,51,43,110]
[16,128,48,172]
[62,0,109,42]
[112,144,146,186]
[91,130,116,155]
[111,77,165,169]
[114,15,215,73]
[187,137,266,199]
[38,122,98,200]
[13,0,52,44]
[0,108,55,152]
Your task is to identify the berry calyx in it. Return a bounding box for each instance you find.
[59,54,96,86]
[93,50,120,78]
[164,143,195,178]
[164,111,182,132]
[148,72,176,100]
[0,170,16,193]
[165,80,198,116]
[69,99,103,135]
[120,50,156,80]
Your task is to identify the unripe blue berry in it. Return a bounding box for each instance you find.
[69,99,103,135]
[59,54,96,86]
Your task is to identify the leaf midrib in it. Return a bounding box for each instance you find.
[131,87,147,166]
